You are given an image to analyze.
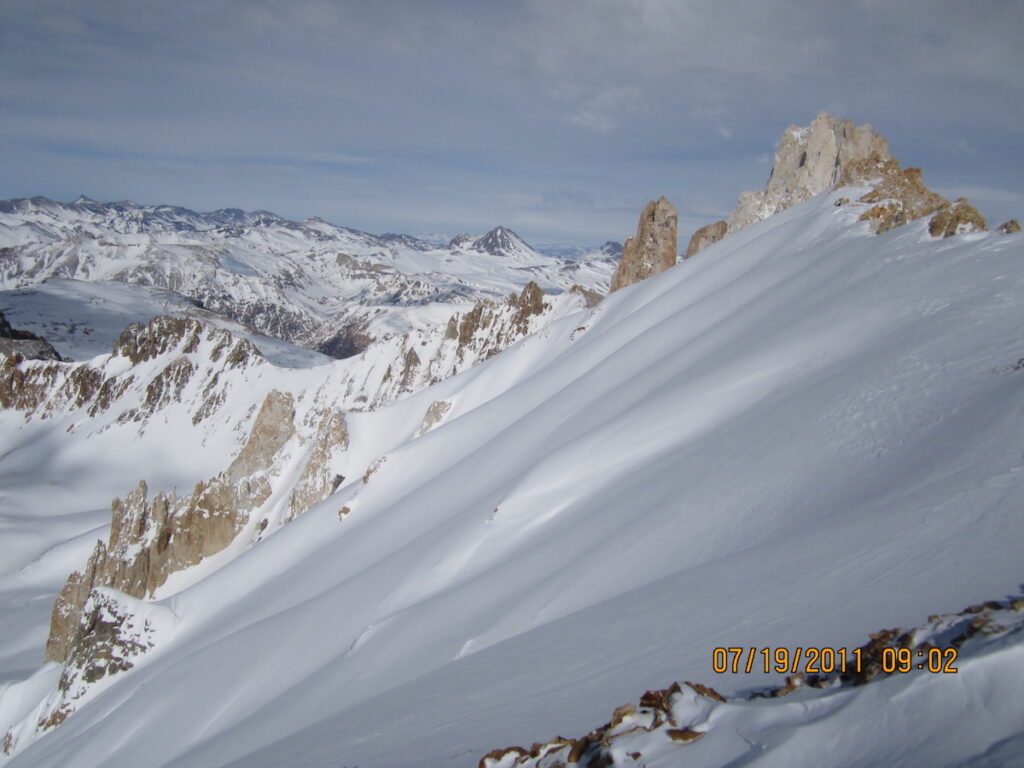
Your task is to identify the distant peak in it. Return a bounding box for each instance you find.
[472,226,533,257]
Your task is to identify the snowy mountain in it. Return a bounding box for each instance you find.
[1,176,1022,768]
[0,197,616,358]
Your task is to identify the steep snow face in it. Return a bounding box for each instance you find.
[0,198,615,356]
[1,190,1023,767]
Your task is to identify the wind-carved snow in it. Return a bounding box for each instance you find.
[0,188,1021,767]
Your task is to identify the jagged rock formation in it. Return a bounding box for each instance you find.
[927,198,987,238]
[685,111,994,258]
[996,219,1021,234]
[609,197,678,292]
[684,219,727,259]
[478,595,1024,768]
[286,408,349,523]
[0,315,260,422]
[335,280,590,410]
[726,111,890,235]
[840,155,951,234]
[44,389,299,664]
[0,310,62,361]
[4,589,175,753]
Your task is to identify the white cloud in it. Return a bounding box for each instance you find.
[566,86,644,133]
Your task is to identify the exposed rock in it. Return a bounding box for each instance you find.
[416,399,452,437]
[666,727,704,742]
[0,315,261,422]
[727,111,890,234]
[314,318,374,359]
[928,198,987,237]
[684,219,727,259]
[846,157,950,234]
[286,408,349,522]
[227,390,296,481]
[34,589,173,737]
[45,389,297,664]
[609,197,678,292]
[996,219,1021,234]
[568,284,603,308]
[0,310,63,361]
[479,596,1024,768]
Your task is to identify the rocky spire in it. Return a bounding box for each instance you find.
[685,110,994,258]
[609,197,678,292]
[727,111,890,234]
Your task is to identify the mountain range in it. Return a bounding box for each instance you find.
[0,196,617,360]
[1,113,1023,768]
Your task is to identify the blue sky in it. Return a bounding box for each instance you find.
[2,0,1023,245]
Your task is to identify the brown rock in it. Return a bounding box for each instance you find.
[728,111,890,234]
[227,390,296,481]
[853,161,949,234]
[666,728,704,743]
[416,399,451,437]
[45,389,297,664]
[928,198,987,237]
[609,197,678,292]
[684,219,727,259]
[568,284,603,308]
[287,409,349,522]
[479,746,529,768]
[685,681,727,702]
[996,219,1021,234]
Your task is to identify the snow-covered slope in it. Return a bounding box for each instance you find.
[0,197,616,357]
[1,188,1023,767]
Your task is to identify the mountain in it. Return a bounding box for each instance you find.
[1,175,1022,767]
[0,198,616,359]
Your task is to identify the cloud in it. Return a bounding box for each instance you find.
[0,0,1022,243]
[566,87,645,133]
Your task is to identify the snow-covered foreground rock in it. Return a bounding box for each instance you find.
[1,187,1023,767]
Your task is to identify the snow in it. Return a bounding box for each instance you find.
[0,189,1023,767]
[0,198,616,357]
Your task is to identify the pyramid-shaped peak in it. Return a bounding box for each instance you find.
[473,226,534,258]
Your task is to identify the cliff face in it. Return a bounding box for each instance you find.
[44,389,304,664]
[609,197,678,292]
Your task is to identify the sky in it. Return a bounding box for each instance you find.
[2,0,1023,245]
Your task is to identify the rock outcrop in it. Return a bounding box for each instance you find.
[684,110,993,257]
[0,315,260,422]
[684,219,727,259]
[44,390,297,664]
[840,156,950,233]
[927,198,987,238]
[286,408,349,523]
[726,111,890,235]
[478,595,1024,768]
[609,197,678,292]
[996,219,1021,234]
[0,310,63,361]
